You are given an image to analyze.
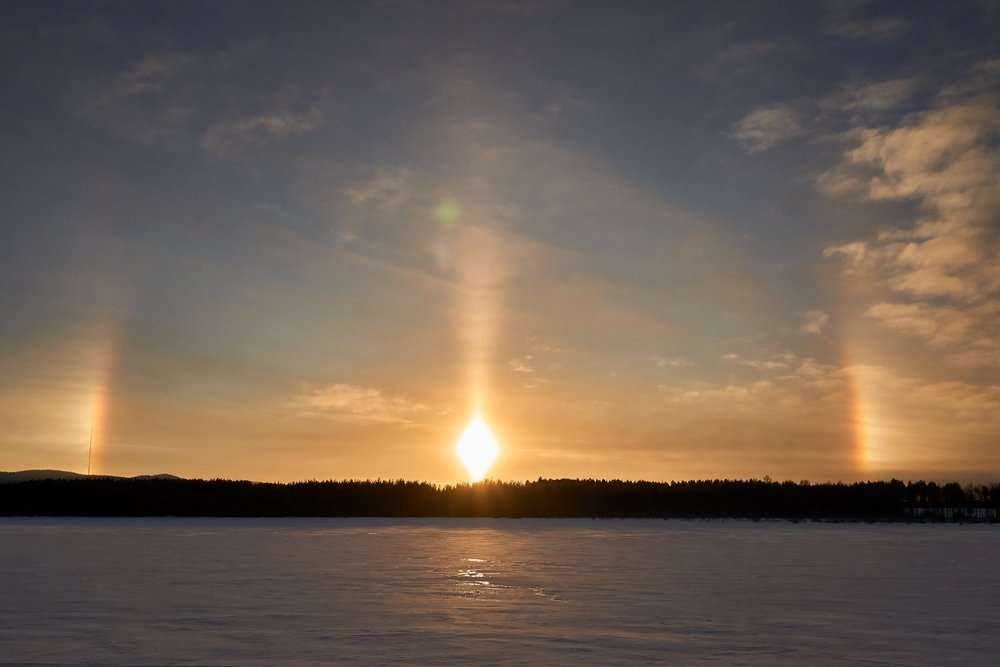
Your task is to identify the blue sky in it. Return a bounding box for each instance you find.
[2,1,999,482]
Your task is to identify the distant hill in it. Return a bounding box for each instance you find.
[0,470,89,483]
[0,470,182,484]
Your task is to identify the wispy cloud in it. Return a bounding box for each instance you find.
[655,356,694,368]
[800,310,830,335]
[661,354,845,412]
[823,6,911,43]
[295,384,430,425]
[659,359,1000,467]
[85,51,196,146]
[509,356,534,373]
[864,303,977,346]
[737,77,921,160]
[86,48,325,157]
[821,60,1000,366]
[105,52,184,100]
[864,302,1000,366]
[344,169,413,207]
[723,352,797,371]
[202,108,323,158]
[732,106,802,152]
[822,78,920,113]
[715,39,801,65]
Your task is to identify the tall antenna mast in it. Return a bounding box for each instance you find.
[88,428,93,476]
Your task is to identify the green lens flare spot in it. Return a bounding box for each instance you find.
[434,200,461,226]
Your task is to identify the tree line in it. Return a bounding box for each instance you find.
[2,477,999,519]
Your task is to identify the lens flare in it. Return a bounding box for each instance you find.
[456,416,500,482]
[434,200,461,226]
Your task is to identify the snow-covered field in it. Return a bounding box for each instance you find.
[1,518,998,665]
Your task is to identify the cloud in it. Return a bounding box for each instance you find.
[822,241,867,265]
[722,352,795,370]
[295,383,430,425]
[824,12,910,42]
[509,356,534,373]
[521,376,550,390]
[661,354,845,414]
[864,302,1000,365]
[821,60,1000,366]
[659,358,1000,473]
[85,52,197,146]
[823,78,919,113]
[655,357,694,368]
[738,77,920,162]
[202,108,323,158]
[845,365,1000,421]
[800,310,830,334]
[344,169,413,207]
[732,106,802,152]
[864,303,976,346]
[86,49,325,156]
[105,53,184,100]
[511,344,564,388]
[509,355,552,389]
[714,39,801,65]
[743,359,792,370]
[940,58,1000,98]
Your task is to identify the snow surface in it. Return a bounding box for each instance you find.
[1,518,998,665]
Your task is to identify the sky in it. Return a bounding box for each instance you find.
[2,1,999,483]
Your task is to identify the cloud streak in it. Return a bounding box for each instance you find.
[732,106,802,152]
[202,108,323,158]
[296,384,430,425]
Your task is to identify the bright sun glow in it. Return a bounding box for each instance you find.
[455,416,500,482]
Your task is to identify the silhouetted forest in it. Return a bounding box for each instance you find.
[2,477,999,519]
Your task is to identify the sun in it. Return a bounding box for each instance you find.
[455,416,500,482]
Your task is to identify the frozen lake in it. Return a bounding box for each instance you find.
[1,518,998,665]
